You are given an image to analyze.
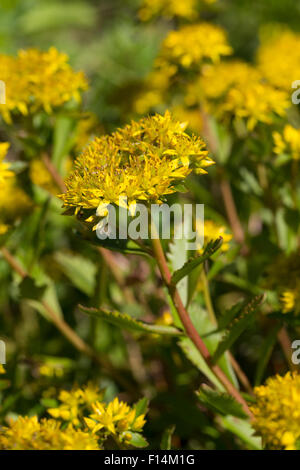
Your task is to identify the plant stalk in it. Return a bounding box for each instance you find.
[151,237,252,418]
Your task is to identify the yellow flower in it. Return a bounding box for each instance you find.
[85,397,146,441]
[273,125,300,160]
[60,111,213,213]
[257,30,300,91]
[139,0,198,21]
[0,179,32,226]
[0,142,13,183]
[159,23,232,69]
[48,383,103,426]
[189,61,289,130]
[202,220,232,252]
[265,253,300,315]
[0,143,32,230]
[281,290,296,314]
[39,364,64,378]
[0,47,88,123]
[251,372,300,450]
[29,159,59,194]
[133,23,231,115]
[155,310,174,326]
[0,416,100,450]
[0,365,5,374]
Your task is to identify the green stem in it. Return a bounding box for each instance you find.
[200,268,253,394]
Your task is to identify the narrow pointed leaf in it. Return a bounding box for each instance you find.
[79,306,185,336]
[254,324,280,386]
[212,294,265,364]
[196,385,247,419]
[161,425,175,450]
[171,238,223,285]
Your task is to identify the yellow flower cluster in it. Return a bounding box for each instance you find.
[0,416,100,450]
[159,23,232,69]
[134,23,231,115]
[188,61,288,130]
[273,125,300,160]
[0,382,147,450]
[139,0,198,21]
[60,112,213,214]
[251,372,300,450]
[48,383,104,426]
[85,397,146,445]
[0,47,88,123]
[257,30,300,91]
[0,142,32,234]
[0,142,13,183]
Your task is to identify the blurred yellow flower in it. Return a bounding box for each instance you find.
[188,60,288,130]
[251,372,300,450]
[159,23,232,69]
[0,142,13,183]
[257,30,300,91]
[280,290,297,314]
[203,220,232,252]
[139,0,198,21]
[0,142,32,231]
[39,364,64,378]
[0,47,88,124]
[273,125,300,160]
[29,159,59,194]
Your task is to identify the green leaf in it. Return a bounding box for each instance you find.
[52,114,76,174]
[171,238,223,285]
[222,273,263,295]
[212,295,265,364]
[254,324,280,386]
[219,416,262,450]
[160,425,175,450]
[196,385,247,419]
[134,397,149,417]
[179,337,223,390]
[127,432,148,448]
[19,276,47,301]
[19,2,96,35]
[0,379,10,391]
[79,306,185,336]
[54,251,97,297]
[218,300,245,331]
